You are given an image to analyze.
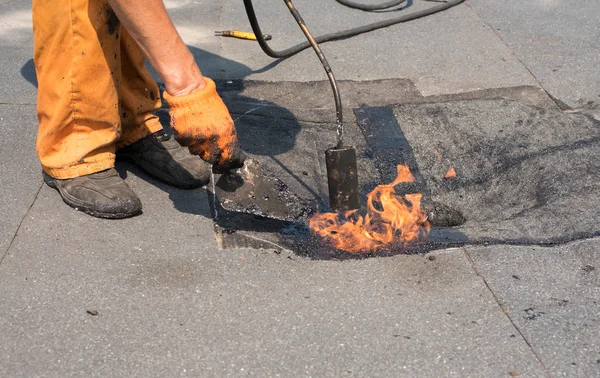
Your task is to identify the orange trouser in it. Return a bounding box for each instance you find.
[32,0,163,179]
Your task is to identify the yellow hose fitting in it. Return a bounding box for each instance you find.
[214,30,272,41]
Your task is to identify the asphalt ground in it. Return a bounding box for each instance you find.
[1,0,599,376]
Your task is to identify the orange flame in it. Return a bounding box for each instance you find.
[444,167,456,179]
[308,164,430,253]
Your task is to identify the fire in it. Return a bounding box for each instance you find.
[309,164,430,253]
[444,167,456,179]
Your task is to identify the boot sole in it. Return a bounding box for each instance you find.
[43,173,142,219]
[117,153,209,189]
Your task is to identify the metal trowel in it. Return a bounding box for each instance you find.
[213,159,313,222]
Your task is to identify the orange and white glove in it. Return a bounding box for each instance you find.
[163,78,246,173]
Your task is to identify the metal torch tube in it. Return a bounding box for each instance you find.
[282,0,344,149]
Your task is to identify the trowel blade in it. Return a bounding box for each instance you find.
[213,159,313,222]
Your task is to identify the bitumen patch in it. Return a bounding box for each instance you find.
[466,238,600,377]
[390,98,600,245]
[206,105,382,256]
[211,80,599,256]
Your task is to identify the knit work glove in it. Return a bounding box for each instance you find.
[163,78,246,173]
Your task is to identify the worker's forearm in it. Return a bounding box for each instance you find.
[107,0,205,95]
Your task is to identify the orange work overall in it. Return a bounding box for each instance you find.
[32,0,163,178]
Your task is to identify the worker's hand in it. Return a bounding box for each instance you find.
[163,78,246,173]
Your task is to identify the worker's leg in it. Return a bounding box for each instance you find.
[115,28,211,188]
[116,28,163,148]
[33,0,141,218]
[33,0,122,179]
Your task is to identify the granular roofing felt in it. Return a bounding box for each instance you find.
[211,98,600,258]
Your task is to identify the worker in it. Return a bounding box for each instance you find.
[32,0,245,219]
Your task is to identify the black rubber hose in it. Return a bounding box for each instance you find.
[275,0,345,147]
[334,0,406,11]
[243,0,467,59]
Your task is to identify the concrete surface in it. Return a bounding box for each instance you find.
[0,104,41,259]
[216,0,540,96]
[0,3,37,104]
[466,239,600,376]
[468,0,600,115]
[1,0,600,376]
[0,192,546,377]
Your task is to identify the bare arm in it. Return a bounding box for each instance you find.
[109,0,246,169]
[108,0,206,96]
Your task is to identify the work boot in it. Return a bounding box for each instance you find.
[117,131,211,189]
[43,168,142,219]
